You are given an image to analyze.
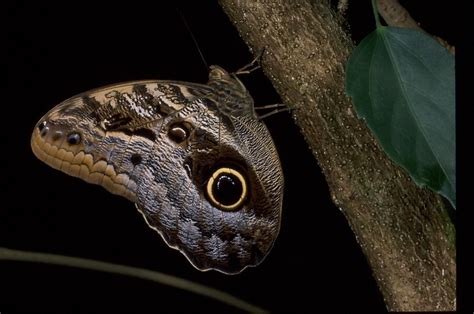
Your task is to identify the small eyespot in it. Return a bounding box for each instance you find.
[130,153,142,166]
[38,121,49,137]
[67,132,81,145]
[51,131,63,141]
[38,121,47,132]
[206,167,247,211]
[168,121,191,143]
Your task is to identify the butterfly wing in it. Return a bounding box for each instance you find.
[135,103,284,274]
[31,80,213,201]
[32,68,284,275]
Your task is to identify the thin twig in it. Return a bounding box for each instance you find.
[0,247,268,313]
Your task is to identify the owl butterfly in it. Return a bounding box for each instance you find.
[31,65,284,274]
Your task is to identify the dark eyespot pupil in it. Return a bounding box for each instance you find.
[212,173,243,206]
[169,127,187,142]
[130,153,142,166]
[168,122,191,143]
[67,133,81,145]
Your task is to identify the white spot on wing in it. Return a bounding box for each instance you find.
[147,83,185,111]
[122,93,152,118]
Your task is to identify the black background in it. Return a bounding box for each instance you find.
[2,1,459,313]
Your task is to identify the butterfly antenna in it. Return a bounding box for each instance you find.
[176,8,209,72]
[256,104,291,120]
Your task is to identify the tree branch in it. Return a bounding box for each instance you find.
[219,0,455,311]
[376,0,454,54]
[376,0,422,30]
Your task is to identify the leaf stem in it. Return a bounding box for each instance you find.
[0,247,268,313]
[371,0,382,28]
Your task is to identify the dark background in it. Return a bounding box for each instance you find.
[1,1,458,313]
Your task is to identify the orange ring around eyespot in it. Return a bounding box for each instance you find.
[206,167,247,211]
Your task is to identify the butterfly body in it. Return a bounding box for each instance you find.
[31,66,284,274]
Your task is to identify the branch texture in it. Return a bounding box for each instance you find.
[219,0,455,311]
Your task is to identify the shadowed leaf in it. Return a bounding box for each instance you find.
[345,27,455,207]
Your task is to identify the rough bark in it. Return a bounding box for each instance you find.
[219,0,455,311]
[377,0,422,31]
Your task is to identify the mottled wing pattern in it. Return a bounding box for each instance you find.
[31,66,284,274]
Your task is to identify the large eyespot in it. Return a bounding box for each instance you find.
[168,121,191,143]
[67,132,81,145]
[206,167,248,211]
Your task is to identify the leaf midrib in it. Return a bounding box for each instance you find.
[377,27,453,189]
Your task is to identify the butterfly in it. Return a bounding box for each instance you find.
[31,65,284,274]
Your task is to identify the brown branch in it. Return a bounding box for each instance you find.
[377,0,422,30]
[219,0,455,311]
[376,0,455,54]
[337,0,349,16]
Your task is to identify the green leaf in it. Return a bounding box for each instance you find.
[345,27,455,208]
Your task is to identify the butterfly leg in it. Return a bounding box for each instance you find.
[234,48,266,75]
[256,103,291,120]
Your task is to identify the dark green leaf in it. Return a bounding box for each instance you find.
[345,27,455,207]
